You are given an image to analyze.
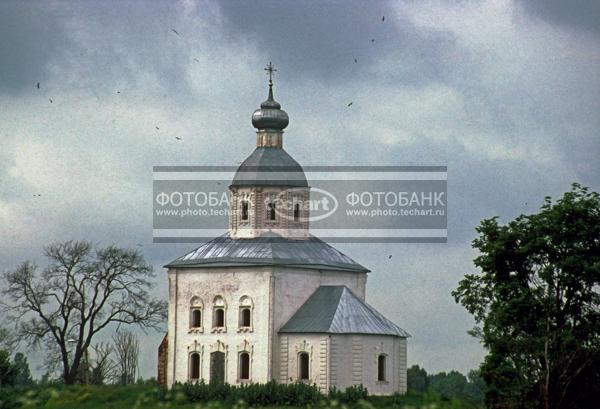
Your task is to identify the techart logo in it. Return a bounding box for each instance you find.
[270,187,338,222]
[153,165,447,243]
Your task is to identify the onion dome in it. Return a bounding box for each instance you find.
[251,65,289,130]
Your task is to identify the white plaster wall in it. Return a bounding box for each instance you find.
[270,268,368,380]
[166,264,377,390]
[166,266,273,385]
[279,334,330,391]
[329,334,407,396]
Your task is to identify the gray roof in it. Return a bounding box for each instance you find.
[230,147,308,188]
[165,233,368,273]
[279,286,410,337]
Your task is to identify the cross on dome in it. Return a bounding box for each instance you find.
[264,61,277,84]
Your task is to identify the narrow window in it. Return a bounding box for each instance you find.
[239,308,251,327]
[377,355,386,381]
[239,352,250,381]
[293,203,300,221]
[213,308,225,327]
[190,309,202,328]
[267,202,276,221]
[298,352,309,380]
[190,353,200,380]
[241,201,249,220]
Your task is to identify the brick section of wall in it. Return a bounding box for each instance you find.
[157,334,168,385]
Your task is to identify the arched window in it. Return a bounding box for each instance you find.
[241,200,249,220]
[298,352,310,380]
[213,296,226,328]
[377,354,386,382]
[238,296,253,329]
[293,203,300,221]
[239,352,250,381]
[191,309,202,328]
[189,353,200,380]
[240,308,251,327]
[190,297,203,329]
[267,202,276,220]
[214,308,225,327]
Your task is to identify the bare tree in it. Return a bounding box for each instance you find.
[113,329,139,385]
[90,342,115,385]
[1,241,167,384]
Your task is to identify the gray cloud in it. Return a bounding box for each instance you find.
[216,0,457,86]
[0,0,599,378]
[516,0,600,34]
[0,2,72,95]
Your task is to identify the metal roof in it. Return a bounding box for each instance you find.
[164,233,369,273]
[279,286,410,337]
[230,147,309,188]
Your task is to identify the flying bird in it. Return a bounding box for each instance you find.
[371,38,375,42]
[33,194,41,197]
[175,136,182,140]
[155,126,160,130]
[116,91,121,94]
[354,58,358,63]
[388,255,392,259]
[49,98,53,103]
[171,28,180,36]
[347,102,353,107]
[382,15,385,22]
[36,82,40,89]
[194,58,200,62]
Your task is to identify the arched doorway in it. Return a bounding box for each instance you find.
[210,351,225,384]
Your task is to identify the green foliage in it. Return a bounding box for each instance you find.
[428,371,469,401]
[328,384,368,403]
[175,380,323,406]
[11,353,33,387]
[407,365,484,406]
[407,364,428,393]
[0,383,483,409]
[0,350,15,387]
[453,184,600,409]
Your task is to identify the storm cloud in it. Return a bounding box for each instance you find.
[0,0,598,378]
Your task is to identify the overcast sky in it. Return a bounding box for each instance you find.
[0,0,599,379]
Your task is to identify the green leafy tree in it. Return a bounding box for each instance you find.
[428,370,469,400]
[11,352,33,386]
[453,184,600,409]
[407,364,429,393]
[0,350,15,386]
[465,369,486,403]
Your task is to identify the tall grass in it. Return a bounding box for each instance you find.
[0,382,482,409]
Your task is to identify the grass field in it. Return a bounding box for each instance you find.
[0,384,481,409]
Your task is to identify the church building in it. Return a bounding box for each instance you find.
[159,66,410,395]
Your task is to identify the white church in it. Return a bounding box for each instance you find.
[159,66,410,395]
